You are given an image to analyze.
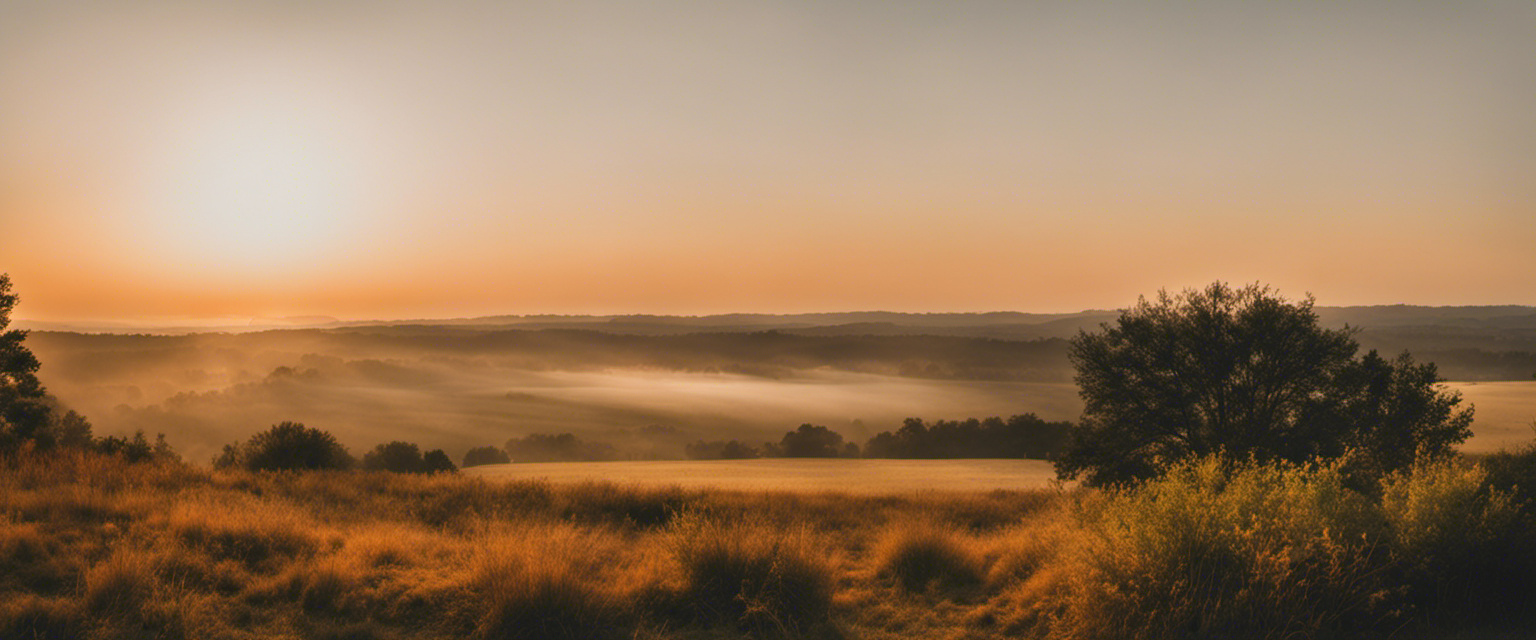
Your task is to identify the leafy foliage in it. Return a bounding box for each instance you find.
[0,275,53,450]
[1058,282,1472,486]
[213,422,354,471]
[362,441,458,474]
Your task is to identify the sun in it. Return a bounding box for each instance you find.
[141,83,374,275]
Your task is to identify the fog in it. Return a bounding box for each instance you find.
[24,306,1536,465]
[25,329,1083,465]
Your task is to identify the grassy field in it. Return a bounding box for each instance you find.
[5,449,1536,639]
[1447,381,1536,453]
[465,458,1064,493]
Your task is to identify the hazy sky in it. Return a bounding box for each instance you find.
[2,0,1532,321]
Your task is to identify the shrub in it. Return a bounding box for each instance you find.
[1046,456,1392,639]
[872,521,984,593]
[1478,441,1536,516]
[215,422,354,471]
[1380,457,1534,618]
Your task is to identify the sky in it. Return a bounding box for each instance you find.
[1,0,1533,322]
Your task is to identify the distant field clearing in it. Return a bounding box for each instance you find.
[463,458,1064,493]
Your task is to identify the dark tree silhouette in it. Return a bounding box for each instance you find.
[214,422,354,471]
[503,432,615,462]
[684,439,761,459]
[363,441,425,473]
[462,445,511,467]
[863,414,1071,459]
[421,449,457,473]
[1057,282,1473,486]
[0,274,53,450]
[363,441,458,473]
[774,424,849,458]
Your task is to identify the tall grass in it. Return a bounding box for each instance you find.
[2,448,1534,638]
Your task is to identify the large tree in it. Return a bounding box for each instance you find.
[0,274,53,450]
[1056,282,1473,486]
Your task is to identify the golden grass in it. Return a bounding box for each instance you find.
[3,449,1535,639]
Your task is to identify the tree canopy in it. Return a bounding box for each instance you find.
[362,441,457,474]
[0,274,53,450]
[1056,282,1473,486]
[214,422,354,471]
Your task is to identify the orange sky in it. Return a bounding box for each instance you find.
[2,1,1532,322]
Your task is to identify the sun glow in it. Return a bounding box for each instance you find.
[138,77,377,275]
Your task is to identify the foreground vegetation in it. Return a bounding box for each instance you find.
[4,447,1536,639]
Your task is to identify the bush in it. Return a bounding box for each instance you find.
[215,422,354,471]
[1047,456,1392,639]
[462,446,510,467]
[1380,457,1533,618]
[1478,441,1536,516]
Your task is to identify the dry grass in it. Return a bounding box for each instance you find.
[2,449,1535,639]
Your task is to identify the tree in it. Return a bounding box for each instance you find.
[363,441,425,473]
[684,439,761,459]
[1056,282,1473,486]
[775,424,849,458]
[0,274,53,450]
[421,449,457,473]
[462,445,511,467]
[214,422,354,471]
[363,441,458,473]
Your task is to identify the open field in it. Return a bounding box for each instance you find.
[465,458,1065,493]
[1448,381,1536,453]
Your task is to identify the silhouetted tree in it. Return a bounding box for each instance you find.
[862,414,1071,459]
[96,430,178,463]
[0,274,53,450]
[421,449,457,473]
[684,439,761,459]
[1057,282,1473,486]
[214,422,354,471]
[462,445,511,467]
[776,424,848,458]
[503,433,616,462]
[363,441,425,473]
[362,441,458,473]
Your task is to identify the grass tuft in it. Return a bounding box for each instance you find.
[669,513,836,637]
[0,594,84,640]
[872,521,984,594]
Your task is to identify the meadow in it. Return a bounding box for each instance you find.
[464,458,1064,493]
[5,447,1536,639]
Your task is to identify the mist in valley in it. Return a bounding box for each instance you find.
[24,327,1084,465]
[24,306,1536,466]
